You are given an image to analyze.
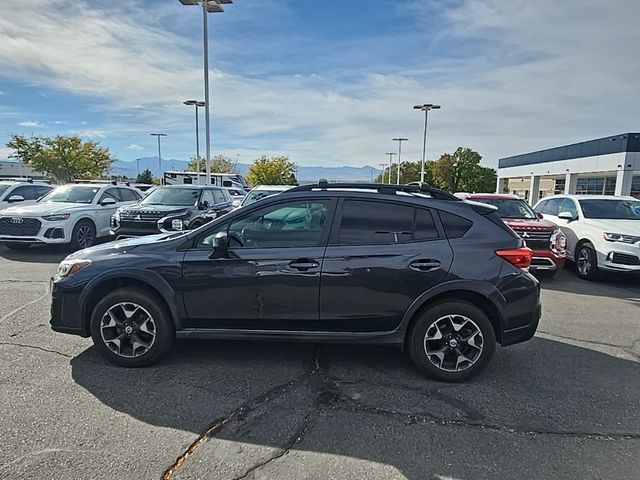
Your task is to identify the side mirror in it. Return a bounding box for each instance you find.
[7,195,25,203]
[209,231,229,259]
[100,197,117,207]
[536,212,544,219]
[557,211,575,221]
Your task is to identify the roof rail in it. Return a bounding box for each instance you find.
[285,179,460,201]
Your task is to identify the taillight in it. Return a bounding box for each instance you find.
[496,247,533,269]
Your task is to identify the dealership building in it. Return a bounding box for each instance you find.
[496,133,640,204]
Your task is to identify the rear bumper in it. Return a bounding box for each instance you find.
[502,301,541,346]
[498,271,542,346]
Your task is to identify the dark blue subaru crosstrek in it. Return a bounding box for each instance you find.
[51,181,540,382]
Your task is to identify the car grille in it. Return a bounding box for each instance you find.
[119,210,165,222]
[119,221,160,231]
[0,217,42,236]
[611,252,640,266]
[512,229,552,248]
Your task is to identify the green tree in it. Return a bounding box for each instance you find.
[247,155,297,186]
[135,169,154,184]
[186,154,236,174]
[6,134,113,183]
[374,161,434,185]
[430,147,496,193]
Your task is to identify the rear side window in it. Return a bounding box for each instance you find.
[414,208,439,240]
[338,200,413,244]
[438,211,473,239]
[212,189,225,204]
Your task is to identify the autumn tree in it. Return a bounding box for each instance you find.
[247,155,297,186]
[6,134,113,183]
[187,154,236,174]
[135,169,154,184]
[430,147,496,193]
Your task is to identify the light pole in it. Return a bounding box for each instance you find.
[414,104,441,183]
[385,152,396,184]
[184,100,205,181]
[150,133,167,179]
[179,0,234,185]
[392,138,408,184]
[378,163,386,183]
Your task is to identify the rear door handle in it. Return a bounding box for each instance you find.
[289,259,320,271]
[409,259,441,272]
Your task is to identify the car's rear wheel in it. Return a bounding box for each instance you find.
[90,288,174,367]
[408,301,496,382]
[71,219,96,250]
[576,242,600,281]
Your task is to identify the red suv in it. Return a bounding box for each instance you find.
[457,194,567,277]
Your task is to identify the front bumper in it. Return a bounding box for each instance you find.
[0,218,71,245]
[529,248,566,271]
[50,277,88,337]
[597,244,640,272]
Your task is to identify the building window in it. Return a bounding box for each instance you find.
[604,177,616,196]
[554,178,565,194]
[631,176,640,199]
[576,178,605,195]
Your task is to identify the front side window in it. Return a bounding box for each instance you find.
[42,186,100,204]
[200,190,215,208]
[579,199,640,220]
[119,188,140,202]
[338,200,414,245]
[99,188,121,203]
[141,187,200,206]
[11,185,37,200]
[533,200,548,214]
[542,198,565,215]
[212,189,225,204]
[560,198,578,217]
[200,200,331,248]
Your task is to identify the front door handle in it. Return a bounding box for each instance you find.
[289,259,320,271]
[410,259,441,272]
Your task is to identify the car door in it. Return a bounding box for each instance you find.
[181,198,336,329]
[556,198,580,257]
[319,199,453,332]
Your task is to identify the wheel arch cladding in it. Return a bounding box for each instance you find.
[80,271,180,334]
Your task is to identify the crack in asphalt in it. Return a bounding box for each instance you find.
[0,281,49,325]
[0,341,72,358]
[338,401,640,441]
[161,350,322,480]
[231,414,314,480]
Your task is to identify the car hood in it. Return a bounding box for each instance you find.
[1,202,93,217]
[119,204,191,214]
[503,217,558,230]
[66,233,185,260]
[584,218,640,234]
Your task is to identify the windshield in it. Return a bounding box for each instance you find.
[141,187,200,206]
[579,199,640,220]
[474,198,537,219]
[42,185,100,204]
[241,190,283,206]
[0,185,10,197]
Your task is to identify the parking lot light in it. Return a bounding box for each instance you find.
[149,133,168,177]
[413,104,441,183]
[385,153,396,184]
[183,100,206,179]
[392,138,408,184]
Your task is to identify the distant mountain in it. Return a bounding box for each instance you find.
[112,158,382,183]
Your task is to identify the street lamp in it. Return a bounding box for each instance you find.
[385,152,396,184]
[150,133,167,179]
[392,138,408,185]
[378,163,386,183]
[413,104,441,183]
[179,0,235,185]
[183,100,206,181]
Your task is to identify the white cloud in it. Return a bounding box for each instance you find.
[72,129,107,138]
[0,0,639,167]
[18,121,43,127]
[127,144,144,151]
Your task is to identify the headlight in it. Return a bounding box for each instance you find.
[171,219,183,231]
[114,210,121,221]
[603,232,640,244]
[56,259,92,278]
[43,213,70,221]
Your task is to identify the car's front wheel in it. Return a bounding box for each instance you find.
[90,288,174,367]
[576,242,600,281]
[71,219,97,250]
[408,301,496,382]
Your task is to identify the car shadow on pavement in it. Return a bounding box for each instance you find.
[70,337,640,479]
[0,245,69,264]
[540,267,640,301]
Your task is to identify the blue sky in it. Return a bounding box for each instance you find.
[1,0,639,167]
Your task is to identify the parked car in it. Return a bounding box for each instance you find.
[456,193,566,277]
[0,180,53,211]
[50,181,540,382]
[226,187,248,208]
[0,183,142,250]
[110,185,234,239]
[533,194,640,280]
[239,185,293,207]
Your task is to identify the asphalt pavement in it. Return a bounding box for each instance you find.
[0,245,638,480]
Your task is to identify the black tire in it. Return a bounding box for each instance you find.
[575,242,600,281]
[90,288,174,367]
[408,301,496,382]
[189,219,203,230]
[4,243,30,251]
[70,219,97,250]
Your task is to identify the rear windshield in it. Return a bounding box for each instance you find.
[579,199,640,220]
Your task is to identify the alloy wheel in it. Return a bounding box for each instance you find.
[423,314,484,372]
[76,225,94,248]
[100,302,157,358]
[577,247,591,276]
